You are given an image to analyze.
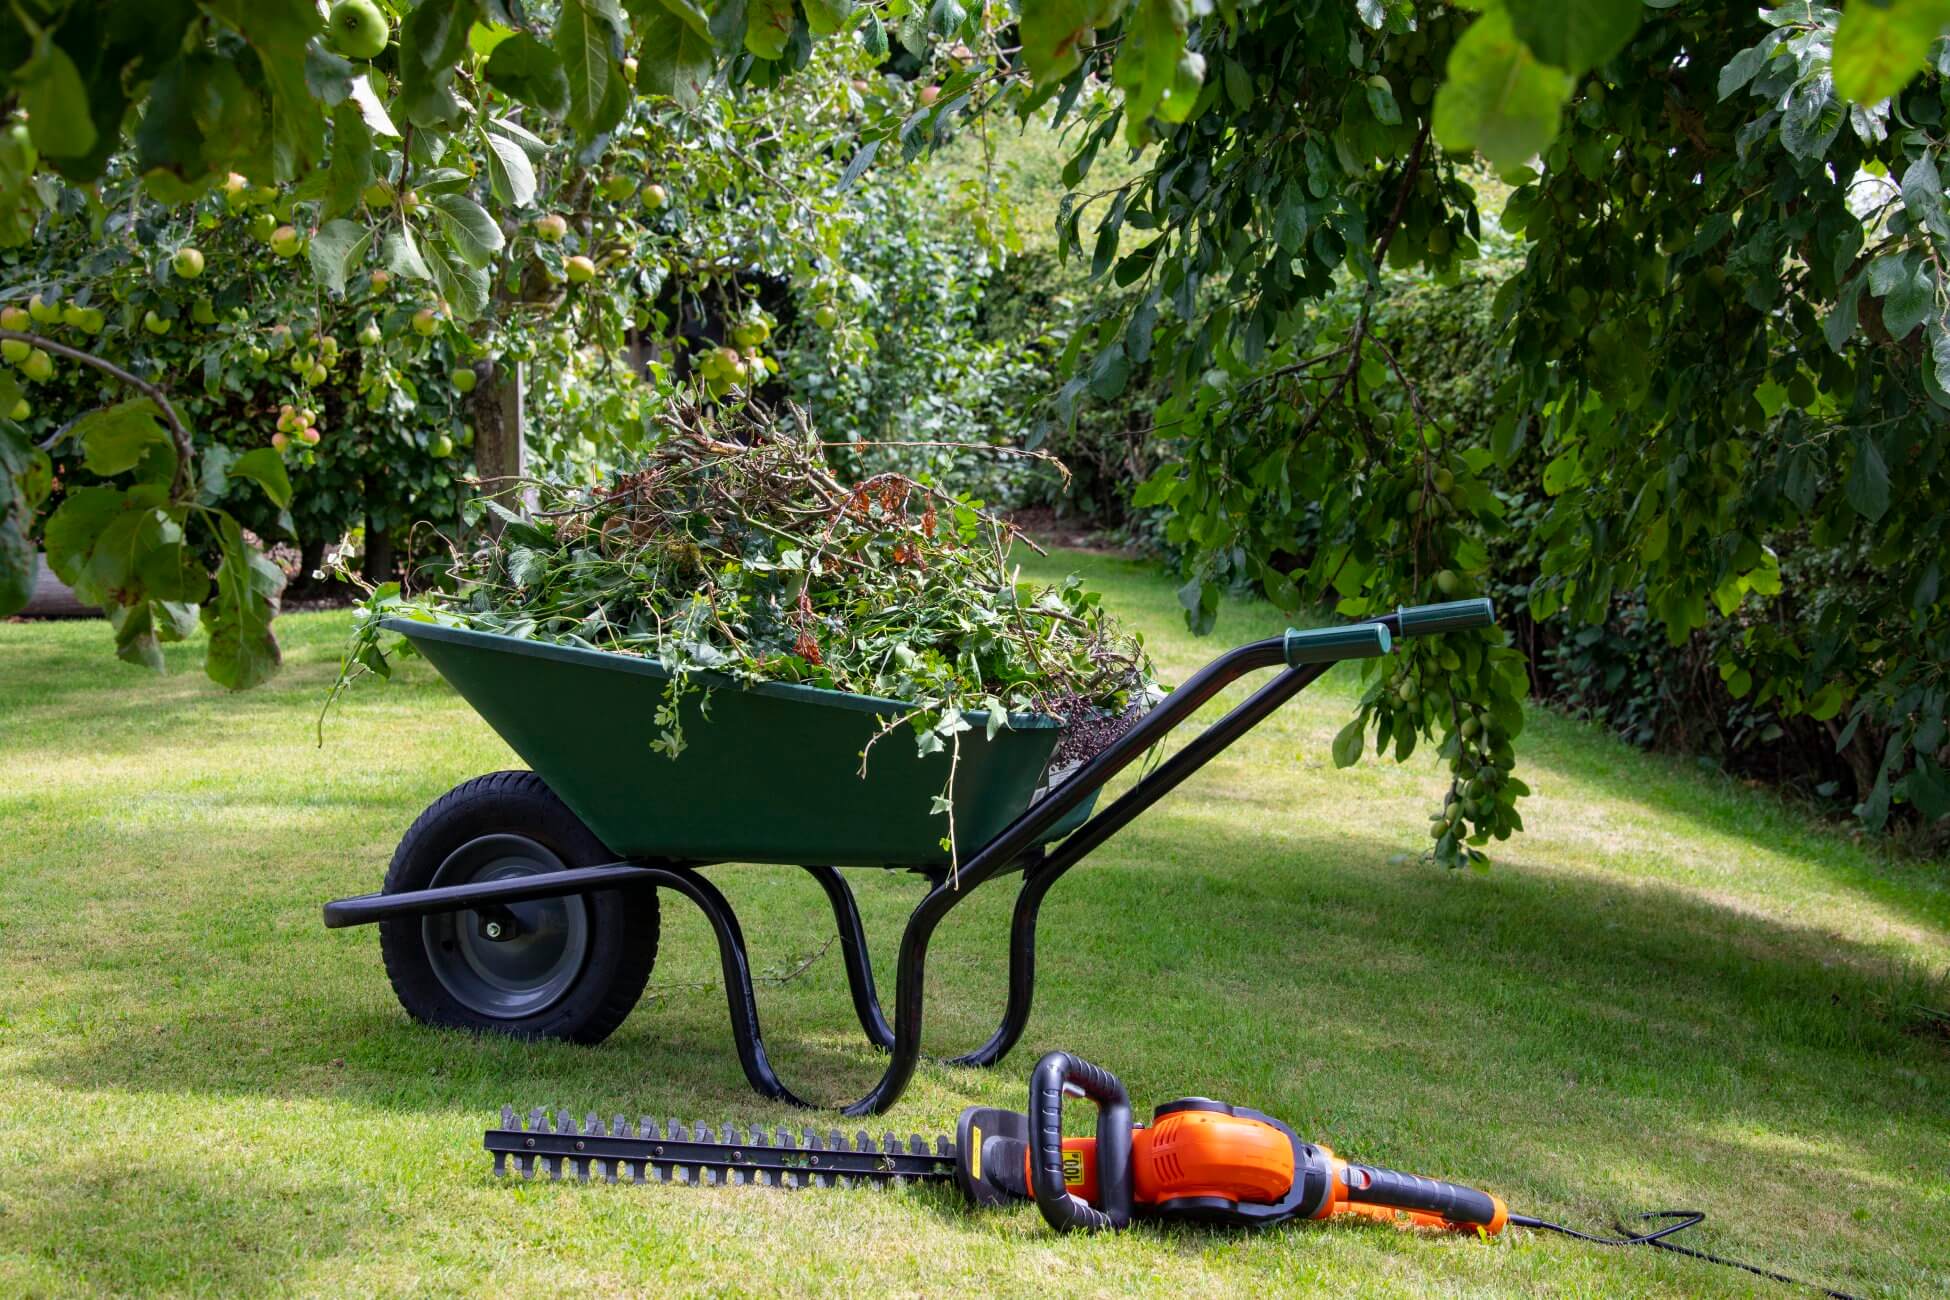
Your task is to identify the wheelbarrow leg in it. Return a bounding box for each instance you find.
[800,865,895,1051]
[643,864,816,1108]
[948,852,1063,1069]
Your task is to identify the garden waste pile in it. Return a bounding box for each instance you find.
[330,398,1158,843]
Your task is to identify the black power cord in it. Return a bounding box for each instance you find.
[1507,1209,1859,1299]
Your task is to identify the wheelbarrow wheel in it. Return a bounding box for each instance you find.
[378,770,658,1044]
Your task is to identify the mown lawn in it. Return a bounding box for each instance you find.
[1,552,1945,1298]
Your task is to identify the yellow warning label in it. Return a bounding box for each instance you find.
[1062,1148,1084,1187]
[969,1125,982,1181]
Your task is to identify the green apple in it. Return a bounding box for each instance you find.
[60,303,85,329]
[1,339,27,364]
[813,303,839,329]
[534,213,568,242]
[192,298,217,325]
[362,179,395,209]
[27,294,56,324]
[411,308,440,337]
[22,348,55,382]
[602,174,637,202]
[0,305,27,331]
[143,309,171,335]
[77,307,104,334]
[7,398,27,421]
[370,268,392,293]
[458,423,476,448]
[640,183,669,212]
[306,363,328,385]
[429,434,455,458]
[271,430,289,451]
[326,0,390,59]
[223,172,250,210]
[565,255,596,283]
[172,247,205,279]
[450,366,477,393]
[270,225,303,257]
[249,212,278,241]
[358,319,383,347]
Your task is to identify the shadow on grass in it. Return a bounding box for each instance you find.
[19,812,1947,1128]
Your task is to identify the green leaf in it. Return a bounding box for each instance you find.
[1331,715,1366,768]
[20,38,99,159]
[1846,432,1891,522]
[42,487,126,588]
[74,399,174,480]
[745,0,795,59]
[1113,0,1198,140]
[426,193,505,267]
[308,218,372,296]
[1020,0,1122,88]
[383,225,432,281]
[322,105,376,220]
[1433,9,1575,172]
[421,238,490,320]
[203,511,284,690]
[480,125,538,206]
[1832,0,1950,105]
[1505,0,1643,74]
[805,0,858,38]
[109,600,164,671]
[558,0,618,135]
[1717,39,1775,101]
[484,32,571,118]
[399,0,478,127]
[637,3,717,104]
[1900,154,1950,241]
[228,446,293,509]
[1880,258,1933,339]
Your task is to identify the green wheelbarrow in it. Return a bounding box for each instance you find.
[322,598,1496,1115]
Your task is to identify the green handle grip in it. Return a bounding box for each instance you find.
[1394,598,1495,636]
[1283,623,1392,667]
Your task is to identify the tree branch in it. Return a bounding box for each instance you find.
[2,328,194,499]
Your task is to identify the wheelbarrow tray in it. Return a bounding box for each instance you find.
[386,618,1095,869]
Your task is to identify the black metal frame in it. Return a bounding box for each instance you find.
[323,603,1488,1114]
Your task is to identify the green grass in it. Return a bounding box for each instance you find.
[2,552,1946,1297]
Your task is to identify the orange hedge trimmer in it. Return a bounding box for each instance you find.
[486,1051,1854,1296]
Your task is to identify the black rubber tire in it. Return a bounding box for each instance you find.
[379,770,658,1044]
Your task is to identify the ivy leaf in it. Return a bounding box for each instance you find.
[308,218,371,296]
[485,33,571,118]
[1433,9,1575,173]
[1020,0,1122,88]
[426,193,505,267]
[637,3,717,105]
[74,399,174,480]
[203,511,284,691]
[228,447,293,509]
[744,0,795,59]
[1831,0,1950,105]
[1846,432,1891,522]
[1505,0,1642,74]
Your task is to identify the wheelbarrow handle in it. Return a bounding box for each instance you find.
[1391,597,1496,637]
[1282,623,1392,666]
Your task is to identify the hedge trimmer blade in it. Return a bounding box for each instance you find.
[486,1107,957,1188]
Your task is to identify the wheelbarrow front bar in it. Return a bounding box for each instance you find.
[322,863,659,928]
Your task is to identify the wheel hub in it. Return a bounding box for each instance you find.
[424,833,591,1019]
